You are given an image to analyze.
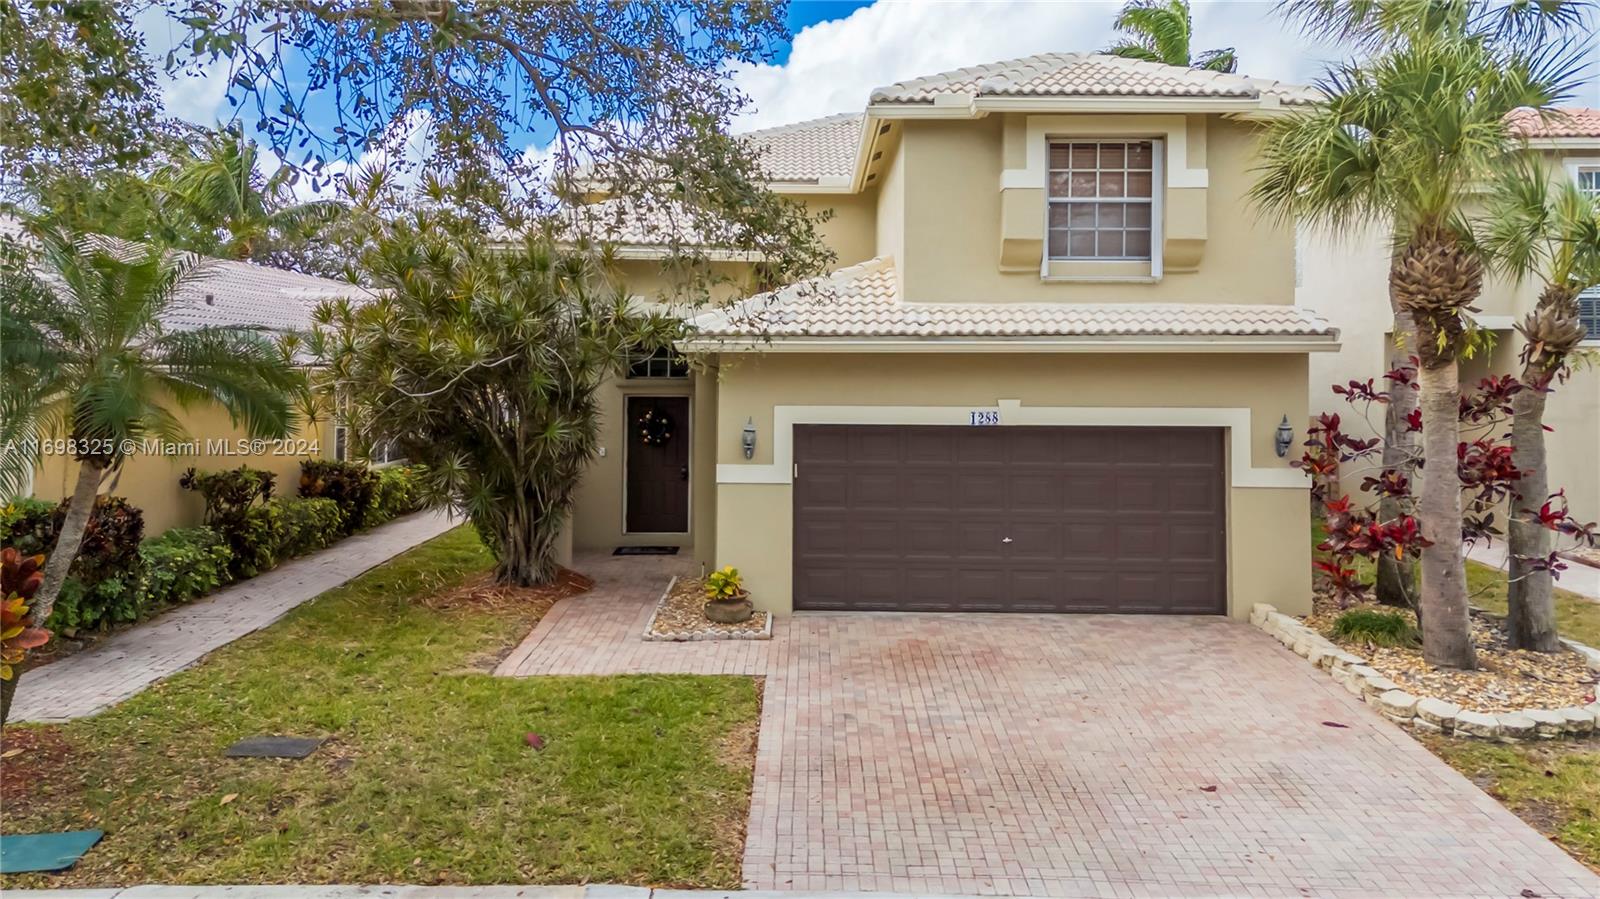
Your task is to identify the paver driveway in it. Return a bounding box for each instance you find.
[500,556,1600,898]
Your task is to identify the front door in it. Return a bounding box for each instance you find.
[625,395,690,533]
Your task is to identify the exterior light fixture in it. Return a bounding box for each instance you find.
[1274,415,1295,458]
[741,418,757,460]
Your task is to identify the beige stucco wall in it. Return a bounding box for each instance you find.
[707,351,1313,618]
[890,114,1294,304]
[30,400,337,537]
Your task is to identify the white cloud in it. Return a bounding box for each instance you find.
[134,5,234,125]
[729,0,1349,131]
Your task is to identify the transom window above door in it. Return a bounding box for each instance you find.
[1047,140,1157,262]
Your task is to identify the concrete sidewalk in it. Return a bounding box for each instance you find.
[1467,540,1600,601]
[0,883,1030,889]
[9,510,457,723]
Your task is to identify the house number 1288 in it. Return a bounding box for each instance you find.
[968,410,1001,426]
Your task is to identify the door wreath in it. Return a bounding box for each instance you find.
[637,407,675,447]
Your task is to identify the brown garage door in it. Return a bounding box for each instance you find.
[793,424,1226,613]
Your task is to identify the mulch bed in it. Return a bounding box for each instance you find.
[646,577,770,640]
[1310,594,1597,714]
[422,567,594,612]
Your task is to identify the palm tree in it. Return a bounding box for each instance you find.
[1482,152,1600,652]
[156,126,343,262]
[1104,0,1237,73]
[1250,31,1581,669]
[0,223,302,723]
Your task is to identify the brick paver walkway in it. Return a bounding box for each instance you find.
[497,555,1600,898]
[495,551,769,676]
[11,510,457,723]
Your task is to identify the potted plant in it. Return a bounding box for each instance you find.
[703,566,753,623]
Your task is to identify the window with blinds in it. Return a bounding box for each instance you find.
[1580,287,1600,341]
[1046,140,1157,261]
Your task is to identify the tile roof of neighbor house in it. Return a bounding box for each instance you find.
[1507,107,1600,138]
[868,52,1319,106]
[0,215,368,333]
[689,255,1337,341]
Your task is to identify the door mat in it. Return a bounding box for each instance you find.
[613,546,680,556]
[0,830,103,873]
[224,735,326,759]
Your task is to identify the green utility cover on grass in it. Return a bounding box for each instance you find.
[0,829,103,873]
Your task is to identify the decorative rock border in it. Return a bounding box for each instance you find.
[641,575,774,642]
[1251,603,1600,742]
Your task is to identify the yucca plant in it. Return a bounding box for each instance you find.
[1252,11,1587,669]
[306,213,679,586]
[0,221,302,723]
[1483,152,1600,651]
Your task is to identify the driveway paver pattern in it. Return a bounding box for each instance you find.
[10,510,457,723]
[499,555,1600,898]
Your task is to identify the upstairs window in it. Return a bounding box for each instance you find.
[1047,140,1156,261]
[627,347,689,379]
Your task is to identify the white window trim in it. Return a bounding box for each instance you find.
[715,400,1306,490]
[1563,157,1600,191]
[1042,139,1163,272]
[1579,285,1600,347]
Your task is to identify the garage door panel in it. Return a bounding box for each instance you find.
[901,471,955,510]
[794,424,1225,613]
[1008,471,1063,510]
[1169,523,1221,562]
[1114,474,1166,512]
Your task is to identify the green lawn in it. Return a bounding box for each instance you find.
[0,527,759,888]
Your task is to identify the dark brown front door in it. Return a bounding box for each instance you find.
[625,396,690,533]
[793,424,1226,613]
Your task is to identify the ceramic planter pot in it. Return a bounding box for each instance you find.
[704,590,754,623]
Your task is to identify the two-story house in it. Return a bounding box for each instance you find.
[566,53,1339,618]
[1298,107,1600,530]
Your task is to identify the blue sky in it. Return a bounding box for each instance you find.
[144,0,1600,190]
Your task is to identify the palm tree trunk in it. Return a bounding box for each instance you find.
[1505,285,1584,652]
[31,460,104,625]
[1376,308,1419,608]
[1506,378,1559,651]
[1416,361,1477,669]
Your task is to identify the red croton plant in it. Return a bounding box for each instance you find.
[1301,359,1597,608]
[2,547,50,682]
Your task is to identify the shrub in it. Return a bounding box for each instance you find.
[180,466,277,579]
[0,498,57,548]
[0,496,146,633]
[48,575,147,633]
[138,527,232,607]
[1330,609,1421,648]
[273,496,346,557]
[704,566,745,600]
[299,460,379,532]
[367,465,427,527]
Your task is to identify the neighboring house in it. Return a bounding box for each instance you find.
[569,52,1337,619]
[1297,107,1600,527]
[17,235,366,535]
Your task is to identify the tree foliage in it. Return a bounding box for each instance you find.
[305,214,680,585]
[166,0,834,294]
[0,0,161,189]
[1104,0,1238,73]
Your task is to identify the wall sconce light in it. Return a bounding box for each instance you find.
[741,418,757,460]
[1274,415,1295,458]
